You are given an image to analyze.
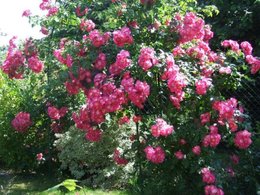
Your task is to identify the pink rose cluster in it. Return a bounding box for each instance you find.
[118,116,130,125]
[138,47,158,71]
[72,107,102,142]
[39,0,59,17]
[212,98,240,132]
[234,130,252,149]
[113,149,128,165]
[200,112,211,125]
[202,125,221,148]
[47,106,68,120]
[113,27,133,47]
[162,55,187,109]
[72,79,127,141]
[11,112,32,133]
[176,12,213,43]
[85,128,102,142]
[53,48,73,68]
[151,118,174,137]
[174,150,185,160]
[221,40,260,74]
[109,50,131,75]
[121,72,150,109]
[221,40,240,53]
[80,19,95,32]
[88,30,111,47]
[195,77,212,95]
[64,68,90,95]
[1,37,44,79]
[144,146,165,164]
[204,185,224,195]
[94,53,107,70]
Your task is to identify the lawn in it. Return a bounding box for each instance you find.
[0,170,129,195]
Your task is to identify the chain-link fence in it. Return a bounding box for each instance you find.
[225,75,260,128]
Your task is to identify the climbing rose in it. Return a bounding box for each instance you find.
[138,47,158,71]
[80,19,95,32]
[200,112,211,125]
[22,9,31,17]
[109,50,131,75]
[192,145,201,156]
[133,115,142,123]
[204,185,224,195]
[196,78,212,95]
[113,149,128,165]
[89,30,110,47]
[151,118,174,137]
[28,56,44,73]
[174,150,185,160]
[144,146,165,164]
[234,130,252,149]
[11,112,32,132]
[113,27,133,47]
[94,53,106,70]
[37,153,43,161]
[201,168,215,184]
[221,40,240,52]
[203,129,221,148]
[47,106,68,120]
[85,129,102,142]
[40,27,49,35]
[240,41,253,56]
[118,116,130,125]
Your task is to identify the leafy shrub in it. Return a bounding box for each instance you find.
[54,120,135,189]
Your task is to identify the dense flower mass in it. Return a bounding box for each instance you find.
[121,73,150,109]
[138,47,158,71]
[94,53,107,70]
[88,30,111,47]
[28,56,44,73]
[11,112,32,132]
[113,27,133,47]
[80,19,95,32]
[109,50,131,75]
[196,78,212,95]
[176,12,213,43]
[47,106,68,120]
[1,2,258,194]
[192,145,201,155]
[202,128,221,148]
[162,55,187,109]
[221,40,240,52]
[212,98,239,126]
[151,118,174,137]
[144,146,165,164]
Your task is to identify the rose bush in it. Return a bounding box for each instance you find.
[0,0,259,194]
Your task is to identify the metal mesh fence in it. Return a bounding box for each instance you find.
[223,75,260,127]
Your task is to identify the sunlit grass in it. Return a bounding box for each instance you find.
[0,172,129,195]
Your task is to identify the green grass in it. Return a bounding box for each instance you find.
[0,171,129,195]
